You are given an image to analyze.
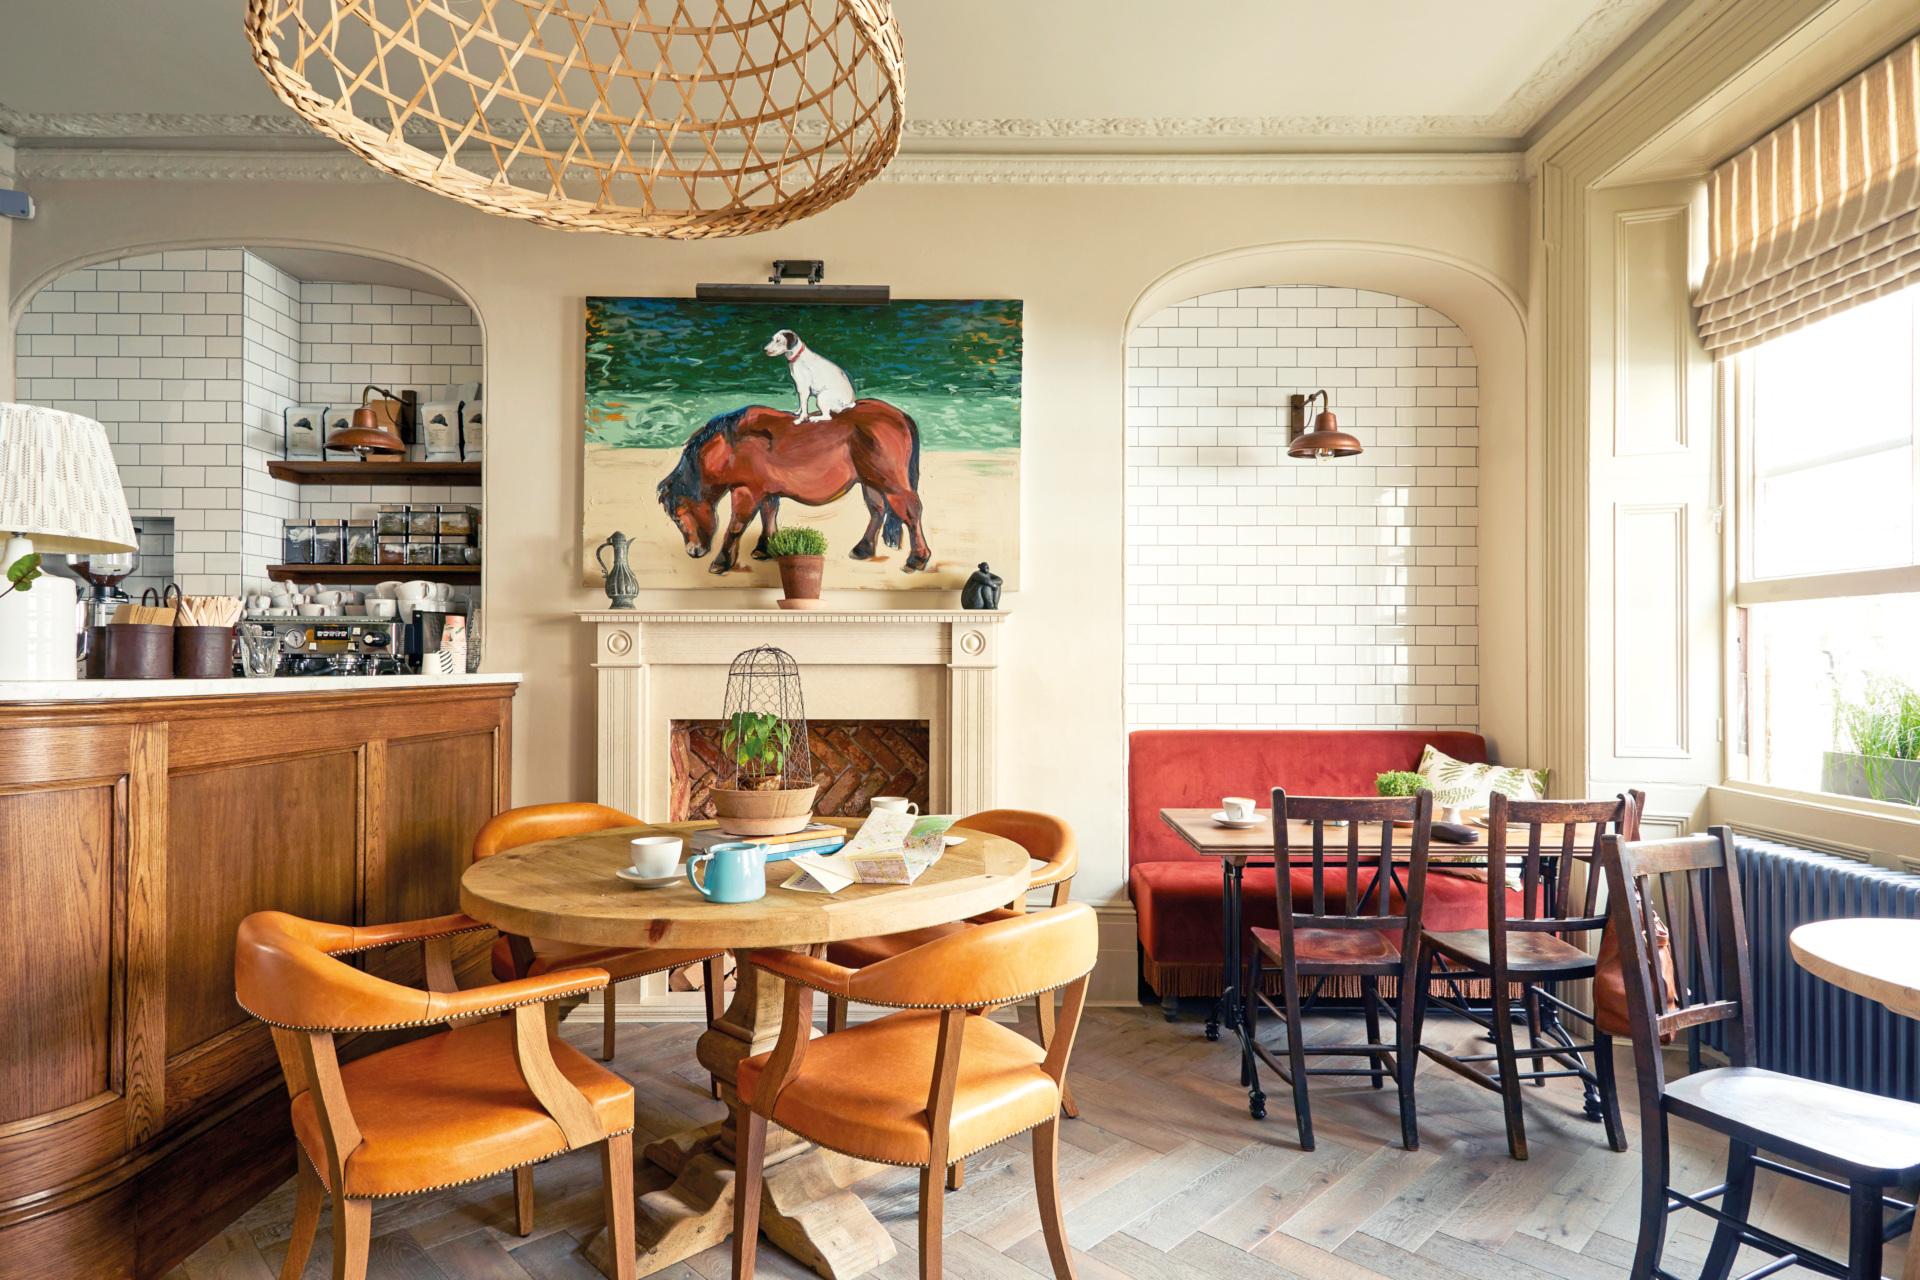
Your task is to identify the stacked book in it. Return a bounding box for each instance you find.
[686,822,846,862]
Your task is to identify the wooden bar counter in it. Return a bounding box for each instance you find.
[0,674,519,1279]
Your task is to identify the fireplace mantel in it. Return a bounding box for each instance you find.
[579,609,1007,821]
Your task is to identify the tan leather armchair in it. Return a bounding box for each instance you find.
[477,802,727,1062]
[823,809,1081,1127]
[731,904,1098,1280]
[234,910,637,1280]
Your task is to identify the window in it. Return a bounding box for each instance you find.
[1733,285,1920,802]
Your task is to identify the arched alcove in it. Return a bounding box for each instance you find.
[1122,243,1535,762]
[12,244,486,606]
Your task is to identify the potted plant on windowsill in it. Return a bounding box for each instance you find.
[1823,674,1920,806]
[766,526,827,610]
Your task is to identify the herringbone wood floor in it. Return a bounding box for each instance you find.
[173,1005,1879,1280]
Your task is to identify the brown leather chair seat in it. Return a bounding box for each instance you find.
[738,1010,1056,1167]
[824,921,970,970]
[1250,924,1399,971]
[291,1017,634,1198]
[490,934,718,983]
[1423,928,1592,977]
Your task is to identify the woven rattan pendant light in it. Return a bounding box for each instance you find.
[244,0,904,238]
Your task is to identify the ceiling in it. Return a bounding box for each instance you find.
[0,0,1670,152]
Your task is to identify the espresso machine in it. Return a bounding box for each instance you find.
[246,615,408,675]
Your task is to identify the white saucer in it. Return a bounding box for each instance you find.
[944,835,965,846]
[1211,812,1266,829]
[616,867,682,889]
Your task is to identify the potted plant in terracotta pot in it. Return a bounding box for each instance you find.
[766,526,827,610]
[709,646,820,835]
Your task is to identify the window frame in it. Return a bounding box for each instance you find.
[1717,297,1920,861]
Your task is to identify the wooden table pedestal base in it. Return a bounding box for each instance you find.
[584,949,898,1280]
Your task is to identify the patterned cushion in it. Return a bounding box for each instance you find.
[1417,744,1547,811]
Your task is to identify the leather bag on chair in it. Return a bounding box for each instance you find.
[1594,897,1680,1041]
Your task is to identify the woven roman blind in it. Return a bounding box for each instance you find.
[1695,35,1920,356]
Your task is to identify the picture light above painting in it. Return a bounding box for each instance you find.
[582,297,1021,592]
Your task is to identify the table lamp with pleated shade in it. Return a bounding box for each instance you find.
[0,403,138,679]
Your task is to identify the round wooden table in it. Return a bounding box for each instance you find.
[1790,917,1920,1018]
[460,818,1031,1280]
[1790,917,1920,1280]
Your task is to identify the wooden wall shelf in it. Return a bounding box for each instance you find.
[266,460,481,485]
[267,565,481,584]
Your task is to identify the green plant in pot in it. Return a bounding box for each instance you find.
[1825,674,1920,805]
[722,710,793,792]
[1376,771,1427,827]
[766,526,827,611]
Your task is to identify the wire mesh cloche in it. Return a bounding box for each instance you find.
[713,646,818,834]
[243,0,905,238]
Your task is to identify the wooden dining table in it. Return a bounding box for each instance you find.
[1159,807,1597,1119]
[1789,917,1920,1280]
[459,817,1032,1280]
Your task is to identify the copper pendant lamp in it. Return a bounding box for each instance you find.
[326,387,407,461]
[1287,390,1363,460]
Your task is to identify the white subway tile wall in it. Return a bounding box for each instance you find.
[1125,287,1479,730]
[14,251,482,595]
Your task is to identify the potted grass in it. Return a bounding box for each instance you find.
[1823,674,1920,806]
[1376,771,1426,827]
[767,526,827,610]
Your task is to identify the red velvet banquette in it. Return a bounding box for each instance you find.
[1128,729,1518,999]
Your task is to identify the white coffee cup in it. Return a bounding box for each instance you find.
[630,836,683,878]
[266,606,295,616]
[1223,796,1257,821]
[870,796,919,816]
[296,603,326,617]
[397,580,432,602]
[375,581,402,599]
[365,598,397,618]
[270,594,296,609]
[434,582,454,601]
[313,590,343,606]
[343,605,367,616]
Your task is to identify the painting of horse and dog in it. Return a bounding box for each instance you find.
[582,297,1021,591]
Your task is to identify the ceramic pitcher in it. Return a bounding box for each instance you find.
[686,841,767,903]
[595,531,641,609]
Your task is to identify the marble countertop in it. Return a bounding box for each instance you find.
[0,672,522,702]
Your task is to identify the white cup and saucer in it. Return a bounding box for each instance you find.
[1212,796,1265,829]
[617,835,685,889]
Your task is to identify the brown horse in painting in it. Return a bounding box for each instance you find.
[656,400,929,573]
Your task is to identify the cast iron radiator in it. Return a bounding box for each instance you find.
[1734,835,1920,1099]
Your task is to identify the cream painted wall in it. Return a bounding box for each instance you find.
[7,174,1527,903]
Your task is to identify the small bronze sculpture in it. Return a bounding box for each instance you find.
[961,562,1002,610]
[595,531,641,609]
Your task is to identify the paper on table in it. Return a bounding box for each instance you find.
[781,813,959,892]
[781,853,857,894]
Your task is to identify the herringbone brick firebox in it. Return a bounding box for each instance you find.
[669,719,932,821]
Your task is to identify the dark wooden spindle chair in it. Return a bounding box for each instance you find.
[1600,826,1920,1280]
[1412,790,1639,1159]
[1244,789,1433,1151]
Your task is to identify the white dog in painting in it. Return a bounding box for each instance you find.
[764,329,857,423]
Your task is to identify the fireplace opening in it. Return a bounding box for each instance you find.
[669,719,932,821]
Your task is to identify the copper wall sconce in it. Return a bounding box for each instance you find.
[1287,390,1363,459]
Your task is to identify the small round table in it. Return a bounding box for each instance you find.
[459,818,1031,1280]
[1790,917,1920,1020]
[1790,917,1920,1280]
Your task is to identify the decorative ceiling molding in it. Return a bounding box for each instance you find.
[0,3,1675,153]
[13,148,1523,187]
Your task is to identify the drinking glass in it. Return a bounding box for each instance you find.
[239,625,279,678]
